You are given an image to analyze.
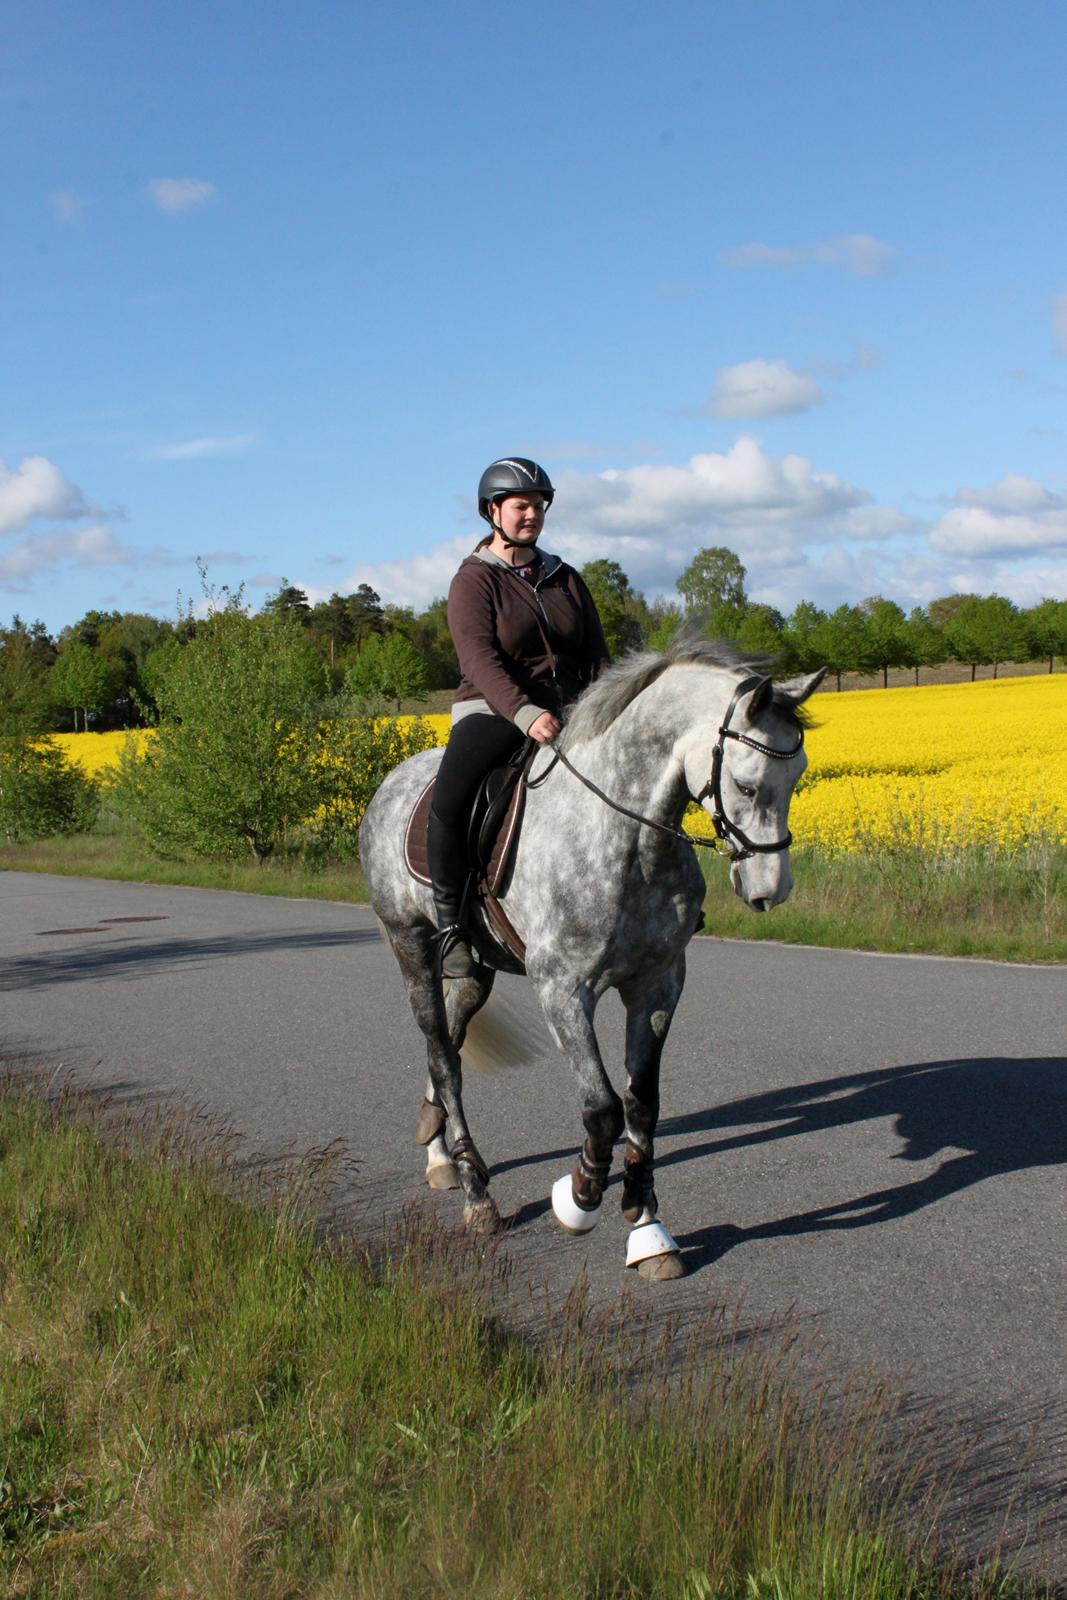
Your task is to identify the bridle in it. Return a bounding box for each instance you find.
[692,672,804,860]
[528,672,804,862]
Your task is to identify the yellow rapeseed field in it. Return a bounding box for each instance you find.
[52,675,1067,853]
[689,673,1067,851]
[48,730,152,775]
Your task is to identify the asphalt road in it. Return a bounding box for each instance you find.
[2,870,1065,1583]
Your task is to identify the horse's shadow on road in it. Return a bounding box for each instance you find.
[497,1054,1067,1272]
[658,1054,1067,1271]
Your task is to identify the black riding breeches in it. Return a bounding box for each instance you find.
[430,713,526,836]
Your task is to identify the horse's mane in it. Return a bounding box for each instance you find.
[562,631,812,749]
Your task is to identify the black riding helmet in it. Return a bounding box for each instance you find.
[477,458,555,523]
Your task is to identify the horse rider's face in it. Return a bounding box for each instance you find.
[492,493,546,544]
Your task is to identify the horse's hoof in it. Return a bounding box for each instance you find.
[426,1160,460,1191]
[636,1251,687,1281]
[464,1196,501,1235]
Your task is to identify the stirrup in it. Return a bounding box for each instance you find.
[433,923,476,979]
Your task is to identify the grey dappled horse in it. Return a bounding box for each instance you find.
[359,639,823,1279]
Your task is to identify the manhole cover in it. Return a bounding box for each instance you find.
[99,916,169,924]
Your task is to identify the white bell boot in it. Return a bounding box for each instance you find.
[551,1174,602,1234]
[625,1218,679,1268]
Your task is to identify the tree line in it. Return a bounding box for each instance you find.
[3,547,1066,734]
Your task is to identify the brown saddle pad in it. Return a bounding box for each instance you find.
[404,774,526,900]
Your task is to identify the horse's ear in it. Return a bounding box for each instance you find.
[746,676,774,718]
[777,667,826,704]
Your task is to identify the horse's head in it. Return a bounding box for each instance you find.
[683,668,824,912]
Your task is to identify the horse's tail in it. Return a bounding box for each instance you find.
[459,984,554,1075]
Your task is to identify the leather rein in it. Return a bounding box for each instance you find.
[527,673,803,862]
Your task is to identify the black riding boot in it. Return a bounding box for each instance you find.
[426,810,476,979]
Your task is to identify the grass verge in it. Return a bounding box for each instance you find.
[2,826,1065,962]
[699,841,1067,963]
[0,1074,1051,1600]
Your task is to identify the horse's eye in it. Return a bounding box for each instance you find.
[736,783,756,800]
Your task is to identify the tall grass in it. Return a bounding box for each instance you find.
[700,834,1067,962]
[0,1076,1048,1599]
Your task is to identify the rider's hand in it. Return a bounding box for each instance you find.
[528,711,562,744]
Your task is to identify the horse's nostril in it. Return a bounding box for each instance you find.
[749,897,769,914]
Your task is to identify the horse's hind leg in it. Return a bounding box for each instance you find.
[418,968,497,1193]
[391,925,500,1232]
[619,957,687,1280]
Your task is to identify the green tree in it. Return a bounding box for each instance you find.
[95,613,174,726]
[0,618,54,740]
[0,618,97,841]
[809,605,874,691]
[579,559,645,657]
[308,592,357,674]
[676,547,747,615]
[727,602,786,659]
[51,641,117,731]
[343,631,428,711]
[860,596,911,688]
[903,607,948,685]
[349,583,384,650]
[114,591,329,862]
[262,583,312,625]
[408,597,458,689]
[1024,597,1067,672]
[927,593,978,630]
[646,600,683,653]
[944,594,1027,680]
[782,601,827,675]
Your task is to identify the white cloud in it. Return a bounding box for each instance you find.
[930,474,1067,557]
[0,456,89,536]
[330,534,477,612]
[49,187,91,223]
[1052,291,1067,356]
[146,177,217,214]
[721,234,898,277]
[338,439,912,612]
[146,433,256,461]
[706,359,823,419]
[0,524,136,588]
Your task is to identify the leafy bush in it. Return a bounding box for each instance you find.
[111,595,330,863]
[0,739,100,843]
[303,713,437,861]
[110,586,437,865]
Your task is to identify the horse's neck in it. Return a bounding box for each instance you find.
[543,671,700,831]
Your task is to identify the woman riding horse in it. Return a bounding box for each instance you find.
[428,457,611,977]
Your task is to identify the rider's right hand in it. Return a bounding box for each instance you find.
[528,711,562,744]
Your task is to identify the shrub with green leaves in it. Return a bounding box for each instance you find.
[0,739,100,843]
[111,586,437,865]
[111,594,330,863]
[304,712,437,861]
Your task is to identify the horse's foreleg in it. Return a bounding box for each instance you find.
[391,928,499,1232]
[536,979,623,1234]
[619,958,687,1279]
[416,968,498,1192]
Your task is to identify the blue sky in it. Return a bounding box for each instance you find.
[3,0,1066,633]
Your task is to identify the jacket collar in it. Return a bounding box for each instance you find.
[473,546,563,581]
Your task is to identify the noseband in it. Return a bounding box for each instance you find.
[529,672,804,861]
[693,673,804,861]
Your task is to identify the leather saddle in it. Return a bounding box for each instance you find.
[404,742,535,969]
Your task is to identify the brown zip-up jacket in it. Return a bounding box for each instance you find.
[448,547,611,733]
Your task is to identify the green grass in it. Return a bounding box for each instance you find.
[699,840,1067,963]
[0,1076,1050,1600]
[2,824,1065,962]
[0,827,369,903]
